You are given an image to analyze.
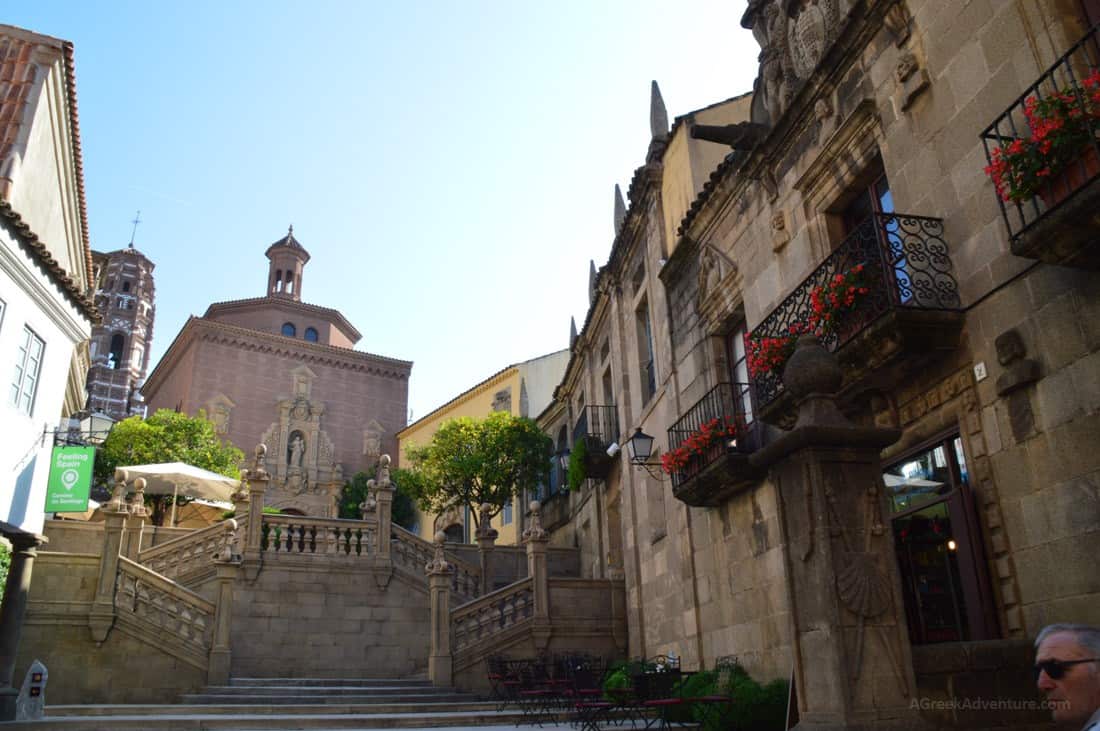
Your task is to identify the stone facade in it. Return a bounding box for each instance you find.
[143,230,411,516]
[540,0,1100,724]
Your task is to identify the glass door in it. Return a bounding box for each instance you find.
[885,435,999,644]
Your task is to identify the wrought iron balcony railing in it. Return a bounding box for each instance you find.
[981,23,1100,269]
[748,212,961,413]
[667,383,756,490]
[572,405,620,448]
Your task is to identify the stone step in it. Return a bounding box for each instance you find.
[229,678,433,688]
[4,708,546,730]
[190,687,457,699]
[48,700,497,716]
[178,694,480,706]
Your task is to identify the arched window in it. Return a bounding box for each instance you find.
[275,269,283,292]
[304,327,319,342]
[281,322,296,337]
[109,333,125,370]
[122,281,131,292]
[285,273,295,295]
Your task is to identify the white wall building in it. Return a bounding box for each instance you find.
[0,25,97,536]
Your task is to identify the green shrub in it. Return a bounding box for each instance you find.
[601,658,788,731]
[567,437,588,491]
[0,542,9,600]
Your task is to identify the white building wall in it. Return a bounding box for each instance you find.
[518,349,569,418]
[0,225,92,534]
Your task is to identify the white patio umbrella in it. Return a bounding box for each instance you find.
[116,463,240,526]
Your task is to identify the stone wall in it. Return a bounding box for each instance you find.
[15,552,207,704]
[912,640,1053,729]
[229,556,431,678]
[42,519,190,555]
[452,578,628,693]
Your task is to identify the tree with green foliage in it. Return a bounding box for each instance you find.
[400,411,551,532]
[95,409,244,525]
[0,542,9,603]
[337,468,418,531]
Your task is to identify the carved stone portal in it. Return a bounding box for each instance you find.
[259,365,342,516]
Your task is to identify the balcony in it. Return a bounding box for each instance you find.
[981,24,1100,270]
[571,405,619,481]
[667,383,766,507]
[748,212,963,424]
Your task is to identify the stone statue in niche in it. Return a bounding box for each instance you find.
[288,432,306,468]
[698,246,720,301]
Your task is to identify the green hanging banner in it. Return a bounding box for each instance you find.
[45,445,96,512]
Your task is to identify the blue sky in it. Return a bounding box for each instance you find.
[8,1,760,422]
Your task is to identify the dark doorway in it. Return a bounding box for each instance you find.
[884,435,999,645]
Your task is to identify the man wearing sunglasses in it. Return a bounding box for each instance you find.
[1035,624,1100,729]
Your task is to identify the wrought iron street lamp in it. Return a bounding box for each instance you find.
[626,427,665,480]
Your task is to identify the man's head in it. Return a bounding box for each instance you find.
[1035,624,1100,725]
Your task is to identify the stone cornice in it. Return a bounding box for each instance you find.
[143,316,411,399]
[204,296,363,344]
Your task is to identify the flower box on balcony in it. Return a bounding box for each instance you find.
[667,383,766,507]
[748,213,963,426]
[981,25,1100,270]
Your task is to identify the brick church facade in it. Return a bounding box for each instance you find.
[142,229,411,516]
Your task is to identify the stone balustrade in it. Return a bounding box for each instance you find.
[114,556,216,670]
[451,577,534,652]
[138,518,243,583]
[392,525,481,601]
[260,514,377,558]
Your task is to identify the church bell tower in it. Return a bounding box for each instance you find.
[265,225,311,301]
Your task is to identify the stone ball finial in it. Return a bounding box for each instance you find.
[529,500,541,513]
[434,531,446,545]
[255,444,267,459]
[782,335,843,399]
[134,477,146,492]
[379,454,391,468]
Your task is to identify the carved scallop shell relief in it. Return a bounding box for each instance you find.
[836,551,892,618]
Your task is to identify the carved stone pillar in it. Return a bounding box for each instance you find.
[373,456,394,561]
[240,446,269,581]
[0,531,45,721]
[523,501,552,651]
[475,503,498,595]
[208,520,241,685]
[122,478,149,561]
[425,532,454,687]
[89,477,129,643]
[750,337,921,731]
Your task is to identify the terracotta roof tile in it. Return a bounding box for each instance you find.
[0,28,92,293]
[0,199,98,322]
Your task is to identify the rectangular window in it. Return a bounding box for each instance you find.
[502,500,513,525]
[10,326,45,416]
[726,323,754,423]
[636,300,656,403]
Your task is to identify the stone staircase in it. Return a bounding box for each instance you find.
[1,677,537,729]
